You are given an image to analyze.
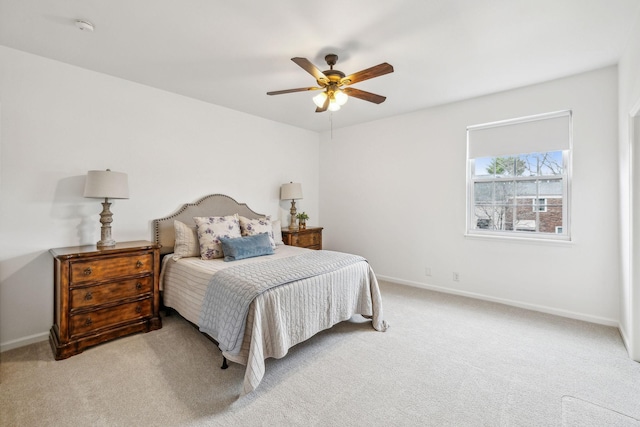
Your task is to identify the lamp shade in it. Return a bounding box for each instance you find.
[83,170,129,199]
[280,182,303,200]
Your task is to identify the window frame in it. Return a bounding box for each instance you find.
[465,111,572,242]
[533,198,548,213]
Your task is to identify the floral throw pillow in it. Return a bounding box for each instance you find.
[193,215,241,260]
[239,216,275,249]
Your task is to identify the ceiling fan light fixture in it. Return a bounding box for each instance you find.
[267,54,393,113]
[328,100,341,112]
[334,89,348,106]
[313,92,328,108]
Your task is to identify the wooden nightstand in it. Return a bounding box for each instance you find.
[281,226,323,250]
[49,240,162,360]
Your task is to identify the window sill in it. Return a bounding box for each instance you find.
[464,232,573,246]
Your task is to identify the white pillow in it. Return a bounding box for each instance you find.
[272,220,283,245]
[193,215,241,260]
[239,216,276,248]
[172,220,199,260]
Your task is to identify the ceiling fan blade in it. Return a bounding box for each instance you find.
[315,94,330,113]
[292,57,329,85]
[340,63,394,86]
[343,87,387,104]
[267,87,322,96]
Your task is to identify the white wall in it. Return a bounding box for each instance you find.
[0,46,320,350]
[618,13,640,360]
[1,41,634,353]
[320,66,620,325]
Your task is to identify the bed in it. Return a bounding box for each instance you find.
[153,194,388,395]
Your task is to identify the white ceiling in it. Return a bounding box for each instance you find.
[1,0,639,132]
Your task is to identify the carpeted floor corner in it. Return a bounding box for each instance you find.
[562,396,640,426]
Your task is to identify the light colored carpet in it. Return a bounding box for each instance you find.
[2,281,640,426]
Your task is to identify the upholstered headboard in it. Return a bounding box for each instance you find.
[152,194,264,255]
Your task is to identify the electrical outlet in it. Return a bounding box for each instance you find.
[425,267,432,276]
[453,272,460,282]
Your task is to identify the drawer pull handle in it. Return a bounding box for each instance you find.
[136,282,142,290]
[135,306,142,314]
[85,317,92,326]
[136,260,143,268]
[84,292,93,301]
[83,267,92,276]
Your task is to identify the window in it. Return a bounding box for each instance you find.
[533,198,547,212]
[466,110,572,240]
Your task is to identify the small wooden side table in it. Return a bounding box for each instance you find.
[281,226,323,250]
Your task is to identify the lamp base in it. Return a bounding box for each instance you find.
[97,239,116,248]
[289,200,299,231]
[97,199,117,248]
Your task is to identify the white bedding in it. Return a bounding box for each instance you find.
[161,245,308,324]
[160,244,387,395]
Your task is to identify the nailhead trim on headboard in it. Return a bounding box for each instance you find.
[152,194,265,255]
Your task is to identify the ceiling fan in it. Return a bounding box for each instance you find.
[267,54,394,112]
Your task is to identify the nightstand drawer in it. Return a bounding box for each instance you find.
[70,253,153,283]
[70,298,152,338]
[292,233,320,247]
[281,227,323,250]
[70,276,153,309]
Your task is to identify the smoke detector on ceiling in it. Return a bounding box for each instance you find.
[75,20,94,32]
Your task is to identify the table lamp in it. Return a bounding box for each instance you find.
[280,182,303,231]
[83,169,129,247]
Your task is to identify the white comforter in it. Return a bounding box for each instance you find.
[161,245,388,395]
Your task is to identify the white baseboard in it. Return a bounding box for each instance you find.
[619,324,631,352]
[377,275,620,328]
[0,332,49,353]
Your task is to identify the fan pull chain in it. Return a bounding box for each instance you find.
[330,112,333,139]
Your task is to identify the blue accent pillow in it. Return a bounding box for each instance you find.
[218,233,274,262]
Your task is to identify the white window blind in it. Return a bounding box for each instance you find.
[467,110,571,158]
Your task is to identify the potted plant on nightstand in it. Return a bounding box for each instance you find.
[296,212,309,230]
